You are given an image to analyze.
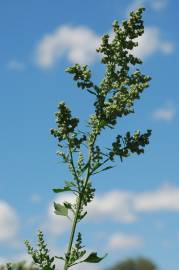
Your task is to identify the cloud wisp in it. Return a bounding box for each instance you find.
[7,60,25,71]
[152,102,176,121]
[108,233,143,250]
[30,193,42,204]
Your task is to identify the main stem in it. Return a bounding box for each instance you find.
[63,196,81,270]
[63,161,91,270]
[63,131,98,270]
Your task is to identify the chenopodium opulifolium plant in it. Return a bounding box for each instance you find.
[25,7,152,270]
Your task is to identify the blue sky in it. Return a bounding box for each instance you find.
[0,1,179,269]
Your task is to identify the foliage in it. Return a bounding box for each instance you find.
[108,257,156,270]
[25,231,55,270]
[0,257,156,270]
[0,262,38,270]
[25,7,152,270]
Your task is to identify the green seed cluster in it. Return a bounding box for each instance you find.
[24,231,55,270]
[66,233,86,268]
[109,129,152,161]
[50,102,79,143]
[66,64,93,90]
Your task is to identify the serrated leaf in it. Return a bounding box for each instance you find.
[54,202,68,216]
[83,252,107,263]
[53,186,71,193]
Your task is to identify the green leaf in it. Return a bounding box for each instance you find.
[92,166,114,175]
[64,201,72,209]
[80,211,87,219]
[64,181,76,187]
[81,161,90,173]
[100,165,114,171]
[43,266,52,270]
[99,119,108,128]
[83,252,107,263]
[53,186,71,193]
[54,202,68,216]
[55,256,65,261]
[92,162,101,171]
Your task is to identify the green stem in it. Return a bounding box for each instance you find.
[63,195,81,270]
[63,161,91,270]
[63,132,98,270]
[67,136,80,190]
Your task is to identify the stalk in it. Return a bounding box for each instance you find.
[63,195,81,270]
[63,157,92,270]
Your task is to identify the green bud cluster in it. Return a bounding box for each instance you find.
[109,129,152,161]
[50,102,79,143]
[66,64,93,90]
[66,233,86,267]
[24,231,55,270]
[81,181,95,207]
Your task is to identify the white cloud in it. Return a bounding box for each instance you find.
[0,201,19,242]
[36,17,174,69]
[0,257,6,264]
[36,25,100,68]
[88,184,179,221]
[84,184,178,220]
[87,191,137,223]
[0,253,34,266]
[132,27,174,59]
[108,233,142,250]
[46,191,136,236]
[134,184,179,212]
[46,184,179,235]
[7,60,25,71]
[153,102,176,121]
[73,263,100,270]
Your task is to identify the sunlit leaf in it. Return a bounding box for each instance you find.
[54,202,68,216]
